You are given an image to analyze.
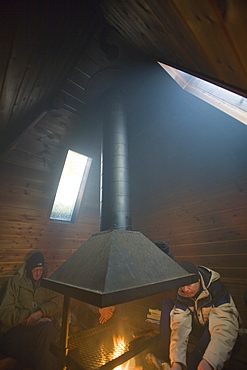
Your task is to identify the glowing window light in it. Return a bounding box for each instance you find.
[50,150,92,222]
[158,62,247,126]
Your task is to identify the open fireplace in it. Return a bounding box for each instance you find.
[51,297,162,370]
[42,78,197,369]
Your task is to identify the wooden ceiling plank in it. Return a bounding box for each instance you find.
[89,25,144,69]
[5,3,63,127]
[60,90,86,112]
[0,4,74,150]
[36,6,99,107]
[3,3,96,151]
[44,109,79,131]
[5,5,66,131]
[124,0,197,67]
[68,68,90,90]
[218,0,247,77]
[6,54,48,134]
[2,108,80,170]
[127,0,201,71]
[62,104,77,113]
[62,80,86,104]
[119,2,189,64]
[83,39,113,69]
[32,5,82,104]
[143,0,218,75]
[103,0,203,72]
[101,1,162,58]
[171,0,247,90]
[0,6,19,100]
[76,51,106,79]
[0,7,39,134]
[1,111,48,159]
[33,123,73,148]
[30,125,64,147]
[2,149,57,173]
[14,134,63,159]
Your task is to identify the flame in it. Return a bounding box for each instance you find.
[111,336,137,370]
[112,336,128,358]
[98,335,138,369]
[113,337,128,358]
[114,357,136,370]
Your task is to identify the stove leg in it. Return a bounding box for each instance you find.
[57,295,71,370]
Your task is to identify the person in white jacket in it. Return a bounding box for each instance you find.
[146,261,239,370]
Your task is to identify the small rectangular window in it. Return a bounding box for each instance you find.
[50,150,92,222]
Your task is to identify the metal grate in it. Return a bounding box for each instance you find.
[66,320,158,370]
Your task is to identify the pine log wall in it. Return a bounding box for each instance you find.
[129,68,247,325]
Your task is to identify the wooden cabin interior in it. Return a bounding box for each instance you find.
[1,1,247,369]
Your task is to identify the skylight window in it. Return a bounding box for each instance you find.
[50,150,92,222]
[158,62,247,125]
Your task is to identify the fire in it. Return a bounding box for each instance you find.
[113,337,128,358]
[112,336,128,358]
[98,335,139,369]
[114,357,136,370]
[111,336,137,370]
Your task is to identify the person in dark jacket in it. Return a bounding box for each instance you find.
[155,241,175,261]
[0,251,60,370]
[146,261,239,370]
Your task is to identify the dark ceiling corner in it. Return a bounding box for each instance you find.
[1,0,246,159]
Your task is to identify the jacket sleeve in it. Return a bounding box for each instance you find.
[203,297,239,369]
[169,305,192,367]
[0,277,30,327]
[38,288,60,318]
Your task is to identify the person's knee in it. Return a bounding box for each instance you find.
[35,322,59,342]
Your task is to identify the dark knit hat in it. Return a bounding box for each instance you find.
[180,261,200,280]
[155,241,175,260]
[155,241,169,253]
[26,252,45,279]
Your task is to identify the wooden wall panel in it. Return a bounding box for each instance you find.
[128,69,247,324]
[0,149,100,276]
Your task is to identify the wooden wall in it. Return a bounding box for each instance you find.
[128,65,247,324]
[0,62,246,327]
[0,110,101,277]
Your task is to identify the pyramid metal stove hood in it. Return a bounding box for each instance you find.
[42,86,197,307]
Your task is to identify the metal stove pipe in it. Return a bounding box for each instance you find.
[100,88,131,231]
